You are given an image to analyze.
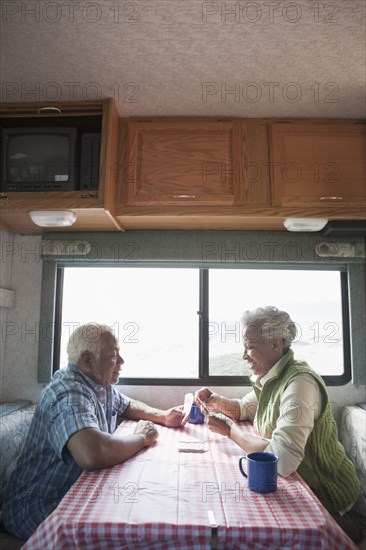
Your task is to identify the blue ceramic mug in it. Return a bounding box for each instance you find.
[188,403,205,424]
[239,452,278,493]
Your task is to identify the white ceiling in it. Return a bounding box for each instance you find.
[1,0,365,119]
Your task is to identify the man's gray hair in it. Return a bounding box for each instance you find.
[241,306,297,350]
[67,323,114,365]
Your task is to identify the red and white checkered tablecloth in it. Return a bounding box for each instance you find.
[22,420,357,550]
[206,422,357,549]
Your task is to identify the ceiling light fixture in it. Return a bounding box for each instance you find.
[283,218,328,232]
[29,210,77,228]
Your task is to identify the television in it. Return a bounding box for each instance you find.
[0,127,78,192]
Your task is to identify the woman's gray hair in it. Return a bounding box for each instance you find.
[67,323,114,365]
[241,306,297,350]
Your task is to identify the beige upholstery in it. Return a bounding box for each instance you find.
[0,401,35,549]
[338,404,366,501]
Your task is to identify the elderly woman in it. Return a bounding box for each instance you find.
[195,306,365,544]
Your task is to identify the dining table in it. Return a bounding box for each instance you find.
[22,419,357,549]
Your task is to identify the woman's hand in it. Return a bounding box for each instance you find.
[194,387,222,414]
[206,414,233,437]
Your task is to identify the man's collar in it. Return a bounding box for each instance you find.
[67,362,106,392]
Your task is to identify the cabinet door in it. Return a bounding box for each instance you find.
[124,120,241,206]
[271,122,366,206]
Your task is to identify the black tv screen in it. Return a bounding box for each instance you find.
[1,127,77,191]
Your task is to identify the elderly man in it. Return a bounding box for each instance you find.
[3,323,186,540]
[195,306,365,544]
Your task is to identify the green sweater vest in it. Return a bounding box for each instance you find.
[252,350,360,513]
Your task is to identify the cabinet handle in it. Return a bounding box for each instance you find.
[80,192,98,199]
[37,106,61,114]
[320,196,343,201]
[172,195,196,199]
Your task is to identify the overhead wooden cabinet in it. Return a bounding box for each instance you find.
[117,119,272,229]
[1,101,365,234]
[123,119,241,206]
[0,99,122,235]
[271,122,366,207]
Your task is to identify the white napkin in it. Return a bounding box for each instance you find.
[178,435,209,453]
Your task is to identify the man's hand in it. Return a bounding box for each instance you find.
[133,420,159,446]
[206,414,233,437]
[124,400,188,428]
[164,406,187,428]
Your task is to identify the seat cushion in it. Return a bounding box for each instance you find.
[338,404,366,500]
[0,401,32,418]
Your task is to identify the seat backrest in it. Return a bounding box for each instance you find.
[0,403,36,508]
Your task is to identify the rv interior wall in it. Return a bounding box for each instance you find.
[0,227,365,411]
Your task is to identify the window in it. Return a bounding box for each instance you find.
[56,266,350,385]
[208,269,348,378]
[58,268,199,378]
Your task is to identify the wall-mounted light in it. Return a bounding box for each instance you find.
[29,210,77,228]
[284,218,328,232]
